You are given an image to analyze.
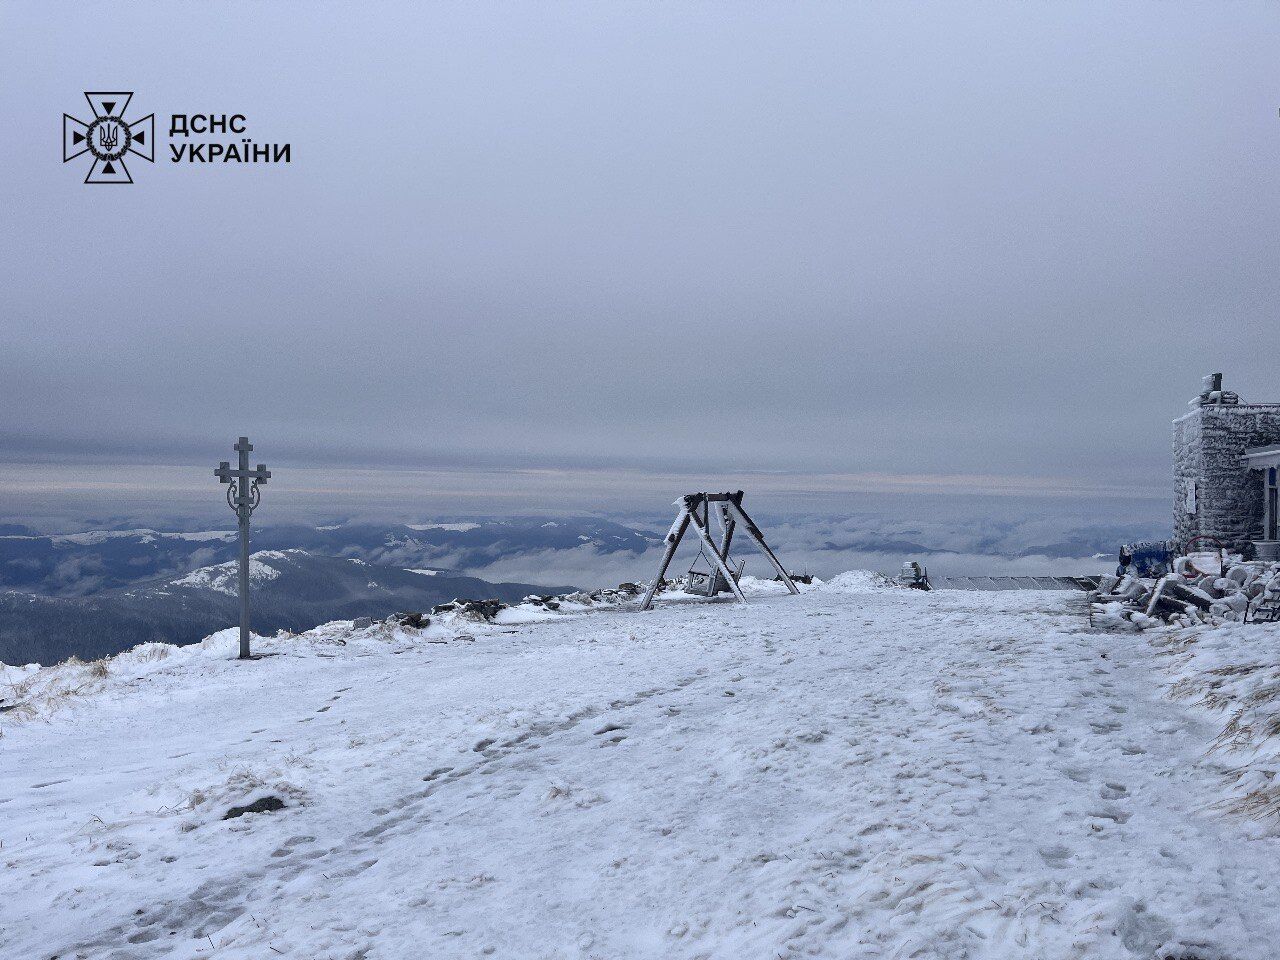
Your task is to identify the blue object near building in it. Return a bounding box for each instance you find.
[1117,540,1174,578]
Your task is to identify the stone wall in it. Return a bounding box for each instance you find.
[1172,409,1202,545]
[1172,404,1280,551]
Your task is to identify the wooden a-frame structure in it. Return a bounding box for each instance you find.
[638,491,800,610]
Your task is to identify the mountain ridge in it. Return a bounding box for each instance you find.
[0,549,575,666]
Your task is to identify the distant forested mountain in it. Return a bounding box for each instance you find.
[0,550,574,666]
[0,518,654,597]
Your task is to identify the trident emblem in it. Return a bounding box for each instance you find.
[98,122,119,152]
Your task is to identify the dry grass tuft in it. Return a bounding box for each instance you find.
[1162,621,1280,820]
[1221,783,1280,820]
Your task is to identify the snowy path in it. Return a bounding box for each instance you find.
[3,578,1279,959]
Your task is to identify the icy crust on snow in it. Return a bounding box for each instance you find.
[4,581,1280,958]
[814,569,896,593]
[0,575,821,722]
[1156,619,1280,819]
[0,660,39,686]
[0,619,460,723]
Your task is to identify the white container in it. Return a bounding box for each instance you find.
[1185,551,1224,577]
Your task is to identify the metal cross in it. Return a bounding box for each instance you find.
[215,437,270,659]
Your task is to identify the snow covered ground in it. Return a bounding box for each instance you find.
[3,575,1279,959]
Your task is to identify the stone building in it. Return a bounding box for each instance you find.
[1173,374,1280,559]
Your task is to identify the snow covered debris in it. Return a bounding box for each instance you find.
[1093,559,1280,630]
[3,576,1280,958]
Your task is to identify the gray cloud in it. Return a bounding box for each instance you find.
[446,505,1166,589]
[460,543,1125,593]
[1,2,1276,509]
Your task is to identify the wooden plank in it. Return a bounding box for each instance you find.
[639,509,690,610]
[726,496,799,594]
[688,506,747,602]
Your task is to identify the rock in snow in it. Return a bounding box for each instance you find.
[222,796,287,820]
[2,574,1280,958]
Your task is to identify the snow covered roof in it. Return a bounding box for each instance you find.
[1243,444,1280,468]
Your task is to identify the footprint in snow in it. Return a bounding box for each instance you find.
[1099,782,1129,800]
[1038,844,1072,865]
[270,835,318,857]
[1088,807,1131,824]
[593,723,627,745]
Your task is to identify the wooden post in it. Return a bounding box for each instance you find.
[688,502,747,602]
[638,506,691,610]
[726,493,799,594]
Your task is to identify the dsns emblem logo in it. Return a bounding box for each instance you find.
[63,92,154,184]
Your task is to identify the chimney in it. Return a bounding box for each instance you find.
[1195,372,1239,407]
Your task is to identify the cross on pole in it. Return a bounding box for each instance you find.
[215,437,270,659]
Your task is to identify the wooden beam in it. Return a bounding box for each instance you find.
[726,497,799,594]
[688,507,747,602]
[639,509,690,610]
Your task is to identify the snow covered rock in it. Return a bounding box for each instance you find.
[1093,560,1280,630]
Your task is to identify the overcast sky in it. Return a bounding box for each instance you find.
[1,1,1277,519]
